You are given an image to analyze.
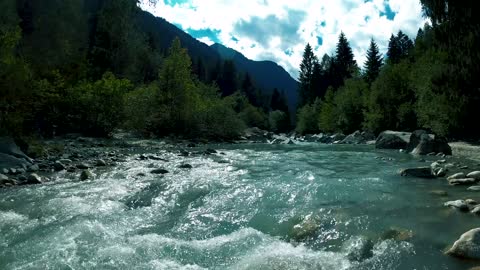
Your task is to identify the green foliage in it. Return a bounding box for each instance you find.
[334,79,367,133]
[318,88,337,133]
[364,39,383,85]
[298,43,317,106]
[296,99,322,135]
[269,110,290,133]
[124,84,159,133]
[364,61,415,133]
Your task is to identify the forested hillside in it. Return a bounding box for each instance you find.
[296,0,480,140]
[0,0,292,139]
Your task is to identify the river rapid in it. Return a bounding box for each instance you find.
[1,141,479,269]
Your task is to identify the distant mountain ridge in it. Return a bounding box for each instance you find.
[210,43,299,112]
[138,10,299,111]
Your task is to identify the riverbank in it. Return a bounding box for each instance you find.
[450,142,480,162]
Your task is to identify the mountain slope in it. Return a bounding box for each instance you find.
[137,10,298,111]
[211,43,299,111]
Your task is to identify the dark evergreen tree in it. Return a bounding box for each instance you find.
[218,60,237,97]
[332,32,358,89]
[193,57,207,82]
[270,88,289,112]
[298,43,316,107]
[363,39,383,85]
[387,34,401,64]
[241,72,257,106]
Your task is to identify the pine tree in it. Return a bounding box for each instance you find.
[332,32,358,89]
[241,72,257,106]
[298,43,316,107]
[364,39,383,85]
[218,60,237,97]
[387,34,401,64]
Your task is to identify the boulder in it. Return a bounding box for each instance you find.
[53,161,66,171]
[80,170,93,181]
[400,167,435,178]
[468,186,480,192]
[446,228,480,259]
[381,227,414,242]
[343,236,374,262]
[289,214,320,241]
[243,127,269,142]
[472,206,480,215]
[95,159,107,167]
[444,200,469,211]
[76,163,90,169]
[447,173,466,181]
[375,131,410,149]
[0,137,33,163]
[466,199,478,206]
[27,164,39,172]
[410,131,452,155]
[468,171,480,181]
[0,174,8,181]
[331,133,346,142]
[26,173,42,185]
[151,168,169,174]
[178,164,193,169]
[449,178,477,186]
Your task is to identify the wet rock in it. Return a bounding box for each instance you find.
[341,131,375,145]
[95,159,107,167]
[449,178,477,186]
[282,139,295,145]
[67,167,76,173]
[375,131,410,150]
[27,164,39,172]
[446,228,480,259]
[447,173,466,181]
[381,227,414,242]
[0,137,33,165]
[468,171,480,181]
[444,200,469,212]
[136,173,146,177]
[179,150,190,157]
[16,168,26,174]
[436,168,447,177]
[53,161,66,171]
[410,131,452,156]
[460,166,469,170]
[151,168,169,174]
[187,143,196,148]
[343,236,374,262]
[80,170,93,181]
[0,174,8,181]
[466,199,478,206]
[18,175,27,181]
[1,168,8,174]
[178,164,193,169]
[76,163,90,169]
[400,167,435,178]
[206,148,217,154]
[289,214,320,241]
[468,186,480,192]
[472,206,480,215]
[430,190,448,197]
[59,159,72,164]
[26,173,42,184]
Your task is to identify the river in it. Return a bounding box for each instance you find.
[1,142,479,269]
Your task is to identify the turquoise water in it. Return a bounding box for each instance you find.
[1,143,479,269]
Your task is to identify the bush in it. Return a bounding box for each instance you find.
[123,83,158,133]
[269,110,290,133]
[296,98,322,135]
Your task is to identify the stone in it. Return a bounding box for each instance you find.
[444,200,469,211]
[76,163,90,169]
[206,148,217,154]
[410,132,452,156]
[375,131,410,150]
[472,206,480,215]
[59,159,72,164]
[27,164,40,172]
[468,186,480,192]
[447,173,466,181]
[381,227,414,242]
[468,171,480,181]
[18,175,27,181]
[80,170,93,181]
[0,137,33,163]
[187,143,196,148]
[436,168,447,177]
[466,199,478,206]
[0,174,8,181]
[26,173,42,184]
[289,214,320,241]
[151,168,169,174]
[400,167,435,178]
[449,178,477,186]
[343,236,374,262]
[179,150,190,157]
[67,167,76,173]
[2,168,8,174]
[446,228,480,259]
[178,164,193,169]
[407,130,429,152]
[95,159,107,166]
[53,161,66,171]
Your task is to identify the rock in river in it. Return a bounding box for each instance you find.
[468,186,480,192]
[151,168,169,174]
[375,131,410,150]
[447,173,466,181]
[446,228,480,259]
[26,173,42,185]
[468,171,480,181]
[400,167,435,178]
[80,170,93,181]
[444,200,469,212]
[449,178,477,186]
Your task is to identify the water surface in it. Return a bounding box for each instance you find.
[1,142,479,269]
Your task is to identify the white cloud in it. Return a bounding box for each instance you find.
[141,0,427,79]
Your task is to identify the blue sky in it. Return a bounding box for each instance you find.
[141,0,427,78]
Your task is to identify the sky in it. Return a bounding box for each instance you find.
[141,0,428,79]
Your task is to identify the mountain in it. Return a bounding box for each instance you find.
[210,43,299,112]
[138,10,298,111]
